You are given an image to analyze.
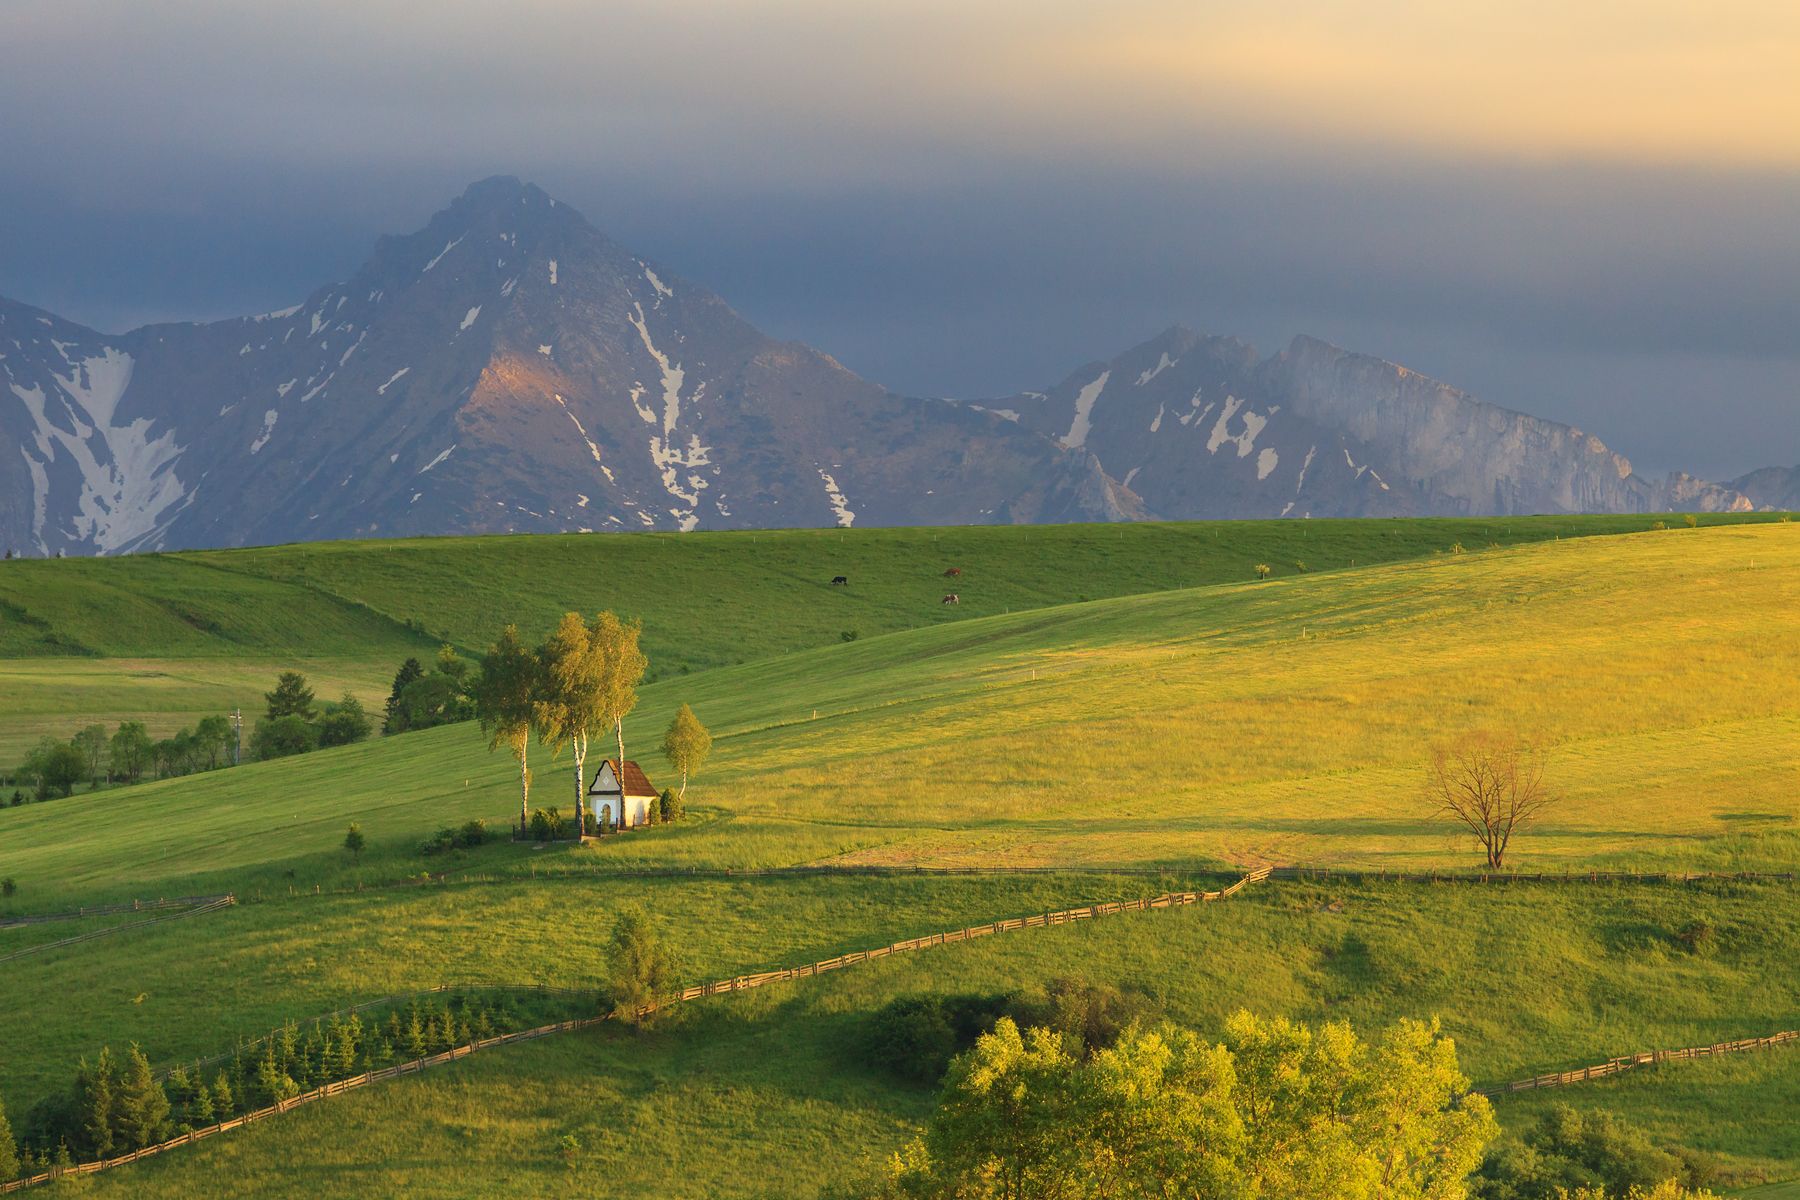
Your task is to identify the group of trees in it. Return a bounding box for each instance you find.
[9,715,236,803]
[249,671,373,760]
[380,646,477,735]
[5,994,539,1179]
[475,611,709,837]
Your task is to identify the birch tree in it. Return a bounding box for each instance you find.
[661,703,712,800]
[536,612,608,836]
[593,611,648,771]
[476,625,541,834]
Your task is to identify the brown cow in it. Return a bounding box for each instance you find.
[943,567,962,577]
[941,593,959,605]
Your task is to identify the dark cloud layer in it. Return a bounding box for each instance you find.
[1,2,1795,480]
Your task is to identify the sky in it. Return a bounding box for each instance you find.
[1,0,1796,479]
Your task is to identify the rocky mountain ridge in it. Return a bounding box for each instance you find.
[0,177,1771,556]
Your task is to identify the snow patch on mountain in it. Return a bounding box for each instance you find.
[818,468,855,527]
[1206,396,1267,458]
[419,444,455,473]
[458,306,481,333]
[423,235,463,273]
[1063,369,1110,448]
[644,266,673,300]
[9,347,192,554]
[250,409,278,454]
[1136,352,1176,386]
[377,367,410,395]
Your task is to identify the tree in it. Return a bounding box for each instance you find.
[193,715,232,769]
[72,724,108,786]
[264,671,317,722]
[476,625,541,833]
[383,657,426,734]
[392,673,473,732]
[606,902,679,1024]
[79,1048,117,1159]
[1426,731,1556,870]
[35,741,86,798]
[660,703,712,801]
[593,611,648,772]
[0,1086,18,1182]
[109,722,152,784]
[1254,563,1272,580]
[535,612,607,835]
[874,1011,1496,1200]
[115,1043,171,1150]
[343,822,366,862]
[251,715,317,761]
[318,694,374,747]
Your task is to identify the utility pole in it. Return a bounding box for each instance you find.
[231,708,243,766]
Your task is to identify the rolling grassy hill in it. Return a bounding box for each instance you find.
[0,513,1781,760]
[3,518,1798,1197]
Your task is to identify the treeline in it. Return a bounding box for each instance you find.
[0,992,562,1180]
[5,717,233,804]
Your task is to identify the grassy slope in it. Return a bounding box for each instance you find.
[4,522,1797,913]
[5,521,1799,1195]
[1,514,1781,759]
[16,877,1798,1197]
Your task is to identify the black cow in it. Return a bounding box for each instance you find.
[830,575,849,586]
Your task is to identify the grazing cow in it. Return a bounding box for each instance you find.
[943,567,962,577]
[941,593,959,605]
[830,575,849,586]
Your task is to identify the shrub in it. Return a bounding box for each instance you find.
[658,787,683,823]
[840,630,859,642]
[458,818,488,847]
[558,1132,581,1168]
[866,994,1011,1084]
[1674,920,1714,954]
[1472,1102,1714,1199]
[1004,976,1155,1055]
[1,877,14,898]
[343,822,365,862]
[528,808,554,841]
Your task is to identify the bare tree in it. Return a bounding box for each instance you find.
[1425,731,1555,869]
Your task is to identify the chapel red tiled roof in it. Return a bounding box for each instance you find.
[591,758,658,797]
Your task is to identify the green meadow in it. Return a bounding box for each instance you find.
[2,516,1798,1196]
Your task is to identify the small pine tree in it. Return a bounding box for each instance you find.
[189,1081,216,1126]
[80,1049,116,1159]
[115,1043,172,1149]
[254,1048,298,1106]
[403,1010,428,1059]
[211,1071,235,1117]
[343,822,366,862]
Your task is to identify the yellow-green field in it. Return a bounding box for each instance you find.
[3,518,1798,1197]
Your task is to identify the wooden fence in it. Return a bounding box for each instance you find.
[0,895,236,965]
[0,868,1268,1193]
[0,894,233,929]
[1269,867,1796,886]
[1476,1029,1800,1097]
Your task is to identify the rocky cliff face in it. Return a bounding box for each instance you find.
[993,328,1753,521]
[0,178,1132,554]
[1726,466,1800,510]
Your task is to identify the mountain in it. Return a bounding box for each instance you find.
[0,177,1135,555]
[0,177,1766,556]
[992,327,1754,520]
[1727,466,1800,511]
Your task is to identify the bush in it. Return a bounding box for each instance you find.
[251,714,317,760]
[527,808,567,842]
[1,877,15,898]
[1674,921,1714,954]
[1004,976,1155,1055]
[866,993,1012,1084]
[658,787,683,823]
[420,818,490,856]
[1472,1103,1716,1199]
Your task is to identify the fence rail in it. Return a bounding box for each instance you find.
[0,894,233,929]
[1476,1029,1800,1097]
[0,868,1269,1193]
[0,896,236,965]
[1268,867,1796,885]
